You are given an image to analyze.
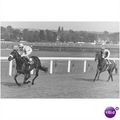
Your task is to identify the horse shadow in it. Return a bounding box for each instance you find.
[1,82,31,88]
[73,77,105,82]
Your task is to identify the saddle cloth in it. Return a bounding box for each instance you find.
[105,59,112,70]
[105,59,112,65]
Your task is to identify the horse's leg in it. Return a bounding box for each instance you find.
[93,69,99,81]
[107,71,111,82]
[114,63,118,74]
[26,73,31,83]
[96,71,101,81]
[107,70,113,82]
[110,72,113,81]
[14,72,21,86]
[23,73,31,84]
[32,69,39,85]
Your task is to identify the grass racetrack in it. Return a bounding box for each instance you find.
[1,49,119,98]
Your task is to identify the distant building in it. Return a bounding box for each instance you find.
[94,38,108,45]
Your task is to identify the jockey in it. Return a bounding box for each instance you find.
[18,43,33,64]
[101,46,111,64]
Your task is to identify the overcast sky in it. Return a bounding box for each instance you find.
[1,22,119,32]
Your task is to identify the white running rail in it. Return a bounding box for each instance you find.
[0,57,119,76]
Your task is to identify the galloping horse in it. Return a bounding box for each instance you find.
[8,49,48,86]
[93,51,117,82]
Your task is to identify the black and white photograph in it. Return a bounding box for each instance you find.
[0,22,119,98]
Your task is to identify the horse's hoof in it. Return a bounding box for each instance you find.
[28,81,31,83]
[93,80,95,82]
[32,82,34,85]
[17,84,21,86]
[24,81,31,84]
[23,82,27,84]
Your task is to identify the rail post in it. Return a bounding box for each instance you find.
[50,60,53,74]
[67,60,71,73]
[9,60,13,76]
[83,60,87,72]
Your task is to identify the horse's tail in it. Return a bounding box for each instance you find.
[114,63,118,74]
[31,56,48,72]
[39,65,48,73]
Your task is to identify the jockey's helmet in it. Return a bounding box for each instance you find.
[13,45,18,50]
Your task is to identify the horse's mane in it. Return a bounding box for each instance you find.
[11,49,23,62]
[12,49,20,56]
[96,50,101,54]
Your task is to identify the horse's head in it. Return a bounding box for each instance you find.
[8,49,20,61]
[95,51,102,62]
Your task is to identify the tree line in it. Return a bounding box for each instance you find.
[1,26,119,44]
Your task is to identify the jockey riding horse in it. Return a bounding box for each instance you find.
[15,43,33,66]
[93,46,117,82]
[8,43,48,86]
[101,46,111,66]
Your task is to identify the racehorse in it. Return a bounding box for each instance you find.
[93,51,117,82]
[8,49,48,86]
